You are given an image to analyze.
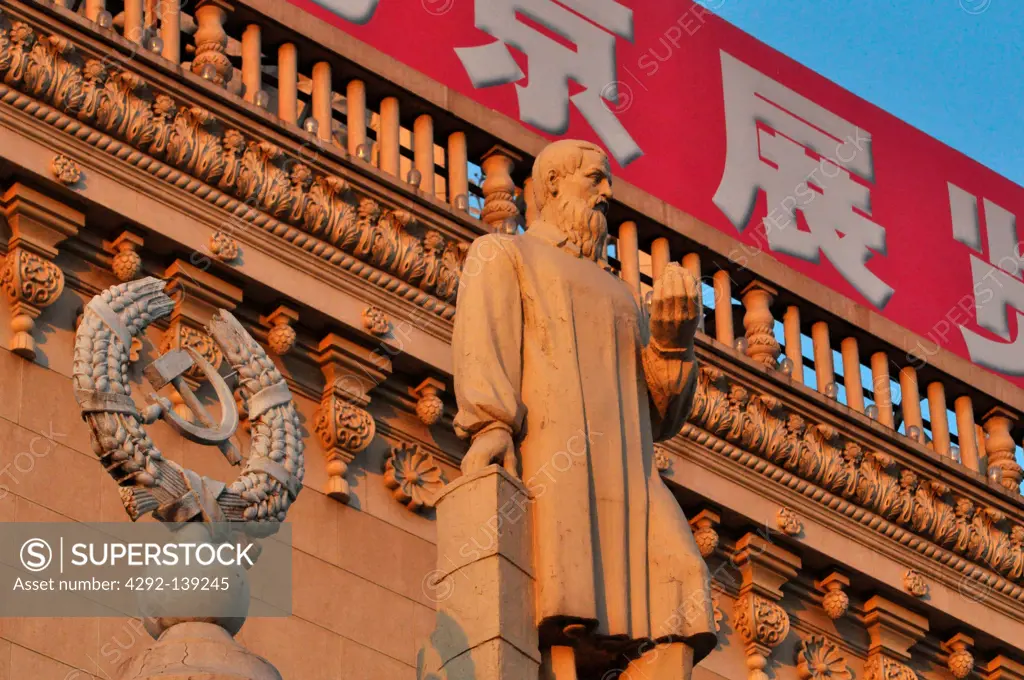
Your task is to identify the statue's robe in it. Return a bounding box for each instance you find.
[452,220,717,663]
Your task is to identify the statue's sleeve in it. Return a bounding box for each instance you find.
[641,341,698,442]
[452,235,525,441]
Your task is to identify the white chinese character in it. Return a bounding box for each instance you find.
[948,182,1024,375]
[310,0,379,24]
[713,50,892,309]
[455,0,642,166]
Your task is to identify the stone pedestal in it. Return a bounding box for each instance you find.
[421,464,540,680]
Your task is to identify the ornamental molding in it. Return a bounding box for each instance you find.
[0,12,466,332]
[681,362,1024,595]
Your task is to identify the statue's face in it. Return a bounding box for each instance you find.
[550,147,612,260]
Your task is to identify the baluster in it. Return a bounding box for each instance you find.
[347,80,367,155]
[927,382,950,456]
[782,306,804,382]
[240,25,261,103]
[682,253,703,333]
[192,0,233,86]
[311,62,333,143]
[713,271,734,346]
[870,352,894,427]
[899,367,923,442]
[160,0,180,64]
[977,424,988,467]
[841,337,864,412]
[447,131,469,206]
[741,282,780,367]
[651,237,670,281]
[812,321,834,394]
[277,43,298,124]
[954,396,979,471]
[617,221,640,298]
[983,409,1022,493]
[85,0,105,22]
[124,0,145,44]
[480,146,521,228]
[379,97,401,175]
[413,114,435,193]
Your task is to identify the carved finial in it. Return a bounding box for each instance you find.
[1,183,82,360]
[103,231,145,282]
[902,569,928,598]
[776,507,802,536]
[689,508,721,559]
[942,634,975,680]
[383,443,447,513]
[362,305,390,336]
[814,572,850,620]
[411,378,445,426]
[50,154,81,186]
[260,306,298,356]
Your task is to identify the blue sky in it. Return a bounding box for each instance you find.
[707,0,1024,188]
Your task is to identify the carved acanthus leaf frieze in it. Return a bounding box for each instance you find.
[0,18,467,314]
[686,365,1024,587]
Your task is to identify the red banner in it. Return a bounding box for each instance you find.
[290,0,1024,388]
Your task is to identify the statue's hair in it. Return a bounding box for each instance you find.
[531,139,608,211]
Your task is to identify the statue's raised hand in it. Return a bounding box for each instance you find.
[648,263,702,354]
[461,426,517,476]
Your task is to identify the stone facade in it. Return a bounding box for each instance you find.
[0,1,1022,679]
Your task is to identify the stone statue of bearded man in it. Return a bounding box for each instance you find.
[451,139,716,679]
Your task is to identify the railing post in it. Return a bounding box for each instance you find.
[841,337,864,412]
[713,270,734,346]
[480,146,521,229]
[414,114,435,193]
[899,366,923,442]
[954,396,979,471]
[192,0,233,86]
[741,281,780,367]
[447,131,469,206]
[812,321,834,394]
[379,97,401,176]
[277,43,298,124]
[85,0,105,22]
[682,253,703,333]
[983,408,1021,493]
[241,24,262,103]
[651,237,670,282]
[782,306,804,382]
[617,221,641,298]
[870,352,894,427]
[312,62,333,143]
[347,80,367,156]
[124,0,145,44]
[927,382,951,457]
[160,0,181,64]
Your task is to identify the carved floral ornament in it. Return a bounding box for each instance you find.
[383,443,447,513]
[776,507,802,536]
[50,153,81,185]
[685,365,1024,588]
[903,569,929,598]
[796,635,851,680]
[0,18,466,313]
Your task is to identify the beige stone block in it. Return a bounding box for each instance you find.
[0,421,102,522]
[337,635,416,680]
[30,285,84,378]
[291,550,426,665]
[441,637,539,680]
[9,642,100,679]
[0,618,100,675]
[238,615,336,680]
[17,361,91,457]
[435,464,532,579]
[435,555,538,666]
[0,348,23,424]
[90,617,153,679]
[287,488,342,566]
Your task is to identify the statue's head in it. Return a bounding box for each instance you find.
[532,139,611,261]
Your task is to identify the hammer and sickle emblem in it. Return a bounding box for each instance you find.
[142,347,243,466]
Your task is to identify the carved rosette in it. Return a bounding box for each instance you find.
[902,570,928,598]
[313,394,375,503]
[209,231,239,262]
[1,248,64,360]
[735,593,790,680]
[796,636,851,680]
[654,445,672,472]
[383,443,447,513]
[776,508,803,536]
[362,305,390,336]
[50,154,81,185]
[864,655,917,680]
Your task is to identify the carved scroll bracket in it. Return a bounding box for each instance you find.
[411,377,445,426]
[0,183,82,360]
[159,260,242,418]
[814,571,850,620]
[313,333,392,504]
[689,507,721,559]
[862,595,928,680]
[733,533,801,680]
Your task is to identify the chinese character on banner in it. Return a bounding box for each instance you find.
[454,0,642,167]
[712,51,893,310]
[948,183,1024,375]
[309,0,379,24]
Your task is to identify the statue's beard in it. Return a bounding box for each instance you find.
[553,194,608,261]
